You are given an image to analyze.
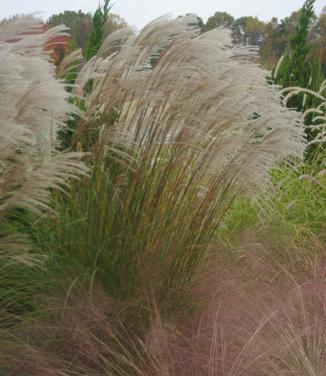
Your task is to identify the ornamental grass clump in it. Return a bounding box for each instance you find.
[49,16,307,305]
[0,17,88,331]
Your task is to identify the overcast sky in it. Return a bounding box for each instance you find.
[1,0,325,28]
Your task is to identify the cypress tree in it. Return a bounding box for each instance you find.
[274,0,325,150]
[274,1,315,88]
[86,0,111,61]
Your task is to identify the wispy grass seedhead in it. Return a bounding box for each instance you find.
[75,17,306,188]
[0,17,88,265]
[281,80,326,147]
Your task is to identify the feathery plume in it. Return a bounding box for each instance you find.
[75,17,306,188]
[0,17,88,265]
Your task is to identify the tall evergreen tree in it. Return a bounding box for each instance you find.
[274,0,325,152]
[274,0,319,94]
[86,0,112,61]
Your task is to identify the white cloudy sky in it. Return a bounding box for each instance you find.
[1,0,325,28]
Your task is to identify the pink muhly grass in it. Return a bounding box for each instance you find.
[144,244,326,375]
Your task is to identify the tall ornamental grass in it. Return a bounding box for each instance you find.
[45,16,307,305]
[0,17,88,329]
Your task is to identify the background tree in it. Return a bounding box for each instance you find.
[244,16,266,45]
[274,0,318,91]
[260,17,283,67]
[233,16,265,45]
[105,13,127,36]
[260,12,302,68]
[86,0,112,61]
[273,0,325,152]
[48,10,92,51]
[314,7,326,74]
[48,10,127,56]
[204,11,234,31]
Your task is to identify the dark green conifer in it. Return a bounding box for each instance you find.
[274,0,319,98]
[86,0,112,61]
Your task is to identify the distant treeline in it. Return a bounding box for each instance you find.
[199,8,326,72]
[47,6,326,74]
